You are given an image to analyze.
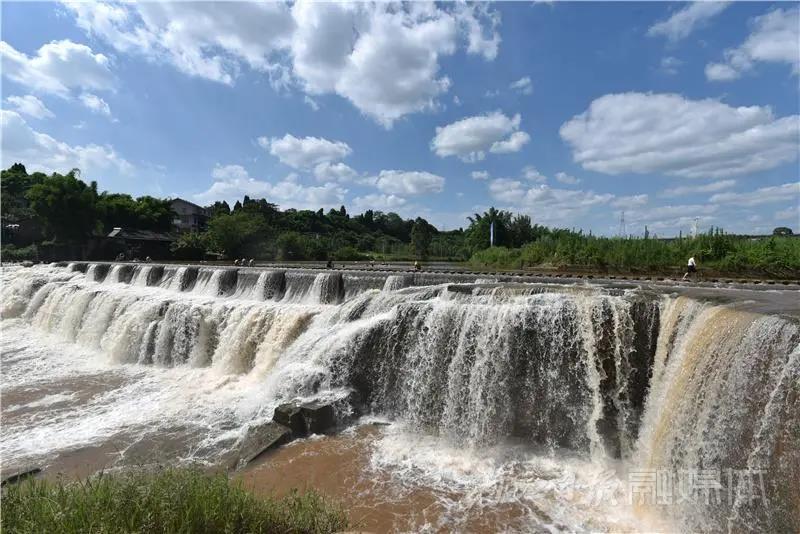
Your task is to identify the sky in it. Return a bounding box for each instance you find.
[1,1,798,236]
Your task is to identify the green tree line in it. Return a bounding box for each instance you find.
[2,163,797,276]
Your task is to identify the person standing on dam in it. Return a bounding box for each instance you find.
[682,256,697,281]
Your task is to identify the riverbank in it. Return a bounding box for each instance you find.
[1,467,348,534]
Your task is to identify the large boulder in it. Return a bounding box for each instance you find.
[229,421,291,468]
[273,400,336,437]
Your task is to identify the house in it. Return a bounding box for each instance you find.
[171,198,209,233]
[105,227,175,260]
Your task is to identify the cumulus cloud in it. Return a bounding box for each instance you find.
[0,39,114,96]
[312,161,359,183]
[555,171,580,185]
[195,163,346,208]
[661,179,737,198]
[64,2,294,86]
[471,170,489,180]
[79,93,112,117]
[371,170,445,196]
[260,134,351,169]
[65,1,501,127]
[706,7,800,81]
[352,193,408,212]
[509,76,533,95]
[709,182,800,206]
[5,95,54,119]
[1,109,131,177]
[647,2,729,42]
[486,178,613,225]
[432,111,530,162]
[522,166,546,183]
[560,92,799,178]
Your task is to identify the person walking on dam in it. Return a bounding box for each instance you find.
[683,256,697,281]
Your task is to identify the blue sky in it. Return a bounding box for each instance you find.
[2,1,798,235]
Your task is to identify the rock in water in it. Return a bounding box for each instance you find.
[1,466,41,485]
[299,401,335,434]
[235,422,291,467]
[273,401,336,437]
[273,404,306,435]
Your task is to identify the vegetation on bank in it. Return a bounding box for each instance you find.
[2,163,798,276]
[470,229,800,278]
[1,468,348,534]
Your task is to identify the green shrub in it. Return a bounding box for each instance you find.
[1,468,348,534]
[332,246,365,261]
[1,244,38,262]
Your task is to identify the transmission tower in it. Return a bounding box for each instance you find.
[618,211,626,237]
[691,217,699,238]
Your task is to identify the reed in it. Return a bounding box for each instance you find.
[1,467,348,534]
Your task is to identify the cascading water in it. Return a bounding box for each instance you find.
[1,263,797,532]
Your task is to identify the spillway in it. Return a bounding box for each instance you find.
[1,262,797,531]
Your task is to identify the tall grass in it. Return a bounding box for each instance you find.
[470,233,800,278]
[1,468,348,534]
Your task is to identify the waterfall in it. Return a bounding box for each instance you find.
[2,264,797,531]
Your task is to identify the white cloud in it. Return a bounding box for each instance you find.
[509,76,533,95]
[79,92,112,117]
[621,203,719,235]
[1,109,131,177]
[371,170,445,196]
[65,2,501,127]
[660,56,683,75]
[312,162,358,183]
[458,2,501,61]
[0,39,114,96]
[709,182,800,207]
[303,95,319,111]
[647,2,729,42]
[661,179,737,198]
[64,2,294,86]
[706,7,800,81]
[261,134,351,169]
[522,166,546,183]
[471,170,490,180]
[555,171,580,185]
[453,95,462,106]
[487,178,613,225]
[195,163,346,209]
[490,131,531,154]
[5,95,54,119]
[704,62,739,82]
[560,92,799,178]
[432,111,530,162]
[611,194,649,208]
[352,193,408,212]
[774,207,798,222]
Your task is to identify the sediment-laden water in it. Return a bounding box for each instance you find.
[1,263,797,532]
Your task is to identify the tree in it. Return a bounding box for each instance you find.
[466,207,512,251]
[26,170,100,241]
[205,211,266,258]
[1,163,45,223]
[276,231,308,260]
[170,232,207,260]
[411,217,434,259]
[773,227,793,236]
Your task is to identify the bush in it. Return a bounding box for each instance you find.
[332,246,365,261]
[1,244,38,262]
[1,468,348,534]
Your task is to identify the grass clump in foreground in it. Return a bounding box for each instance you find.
[1,468,348,534]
